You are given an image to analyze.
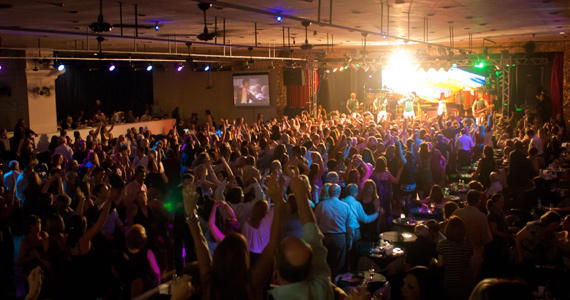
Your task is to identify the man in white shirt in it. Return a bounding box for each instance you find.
[341,184,379,269]
[3,160,21,192]
[341,184,379,242]
[455,127,474,167]
[54,137,74,162]
[315,184,355,277]
[527,129,543,155]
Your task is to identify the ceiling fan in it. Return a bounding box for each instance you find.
[196,2,217,41]
[89,0,112,33]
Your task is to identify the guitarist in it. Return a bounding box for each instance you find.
[471,96,489,118]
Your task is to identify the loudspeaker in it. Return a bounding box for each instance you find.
[283,68,305,86]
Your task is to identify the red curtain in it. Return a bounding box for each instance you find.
[287,70,317,108]
[551,52,564,117]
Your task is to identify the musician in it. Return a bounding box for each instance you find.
[373,92,388,121]
[438,92,447,116]
[346,93,359,115]
[399,92,417,119]
[471,96,488,117]
[536,89,551,123]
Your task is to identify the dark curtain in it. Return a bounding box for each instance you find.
[55,61,154,122]
[317,70,332,113]
[327,70,352,113]
[550,52,564,117]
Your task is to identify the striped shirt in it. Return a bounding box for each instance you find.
[437,239,474,300]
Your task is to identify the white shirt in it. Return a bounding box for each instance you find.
[132,155,149,170]
[455,134,475,151]
[529,135,543,155]
[54,143,74,162]
[242,208,274,254]
[315,197,354,242]
[16,172,27,201]
[341,195,378,230]
[3,170,21,192]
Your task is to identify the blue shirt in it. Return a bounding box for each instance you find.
[315,197,354,242]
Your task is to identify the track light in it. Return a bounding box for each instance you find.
[108,64,116,71]
[54,61,65,71]
[146,64,153,71]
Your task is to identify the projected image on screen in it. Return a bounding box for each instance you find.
[382,67,486,102]
[233,73,270,106]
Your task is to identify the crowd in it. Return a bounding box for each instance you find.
[0,102,569,300]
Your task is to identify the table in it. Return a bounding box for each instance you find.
[409,207,443,221]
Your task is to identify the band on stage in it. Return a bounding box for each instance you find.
[344,86,496,121]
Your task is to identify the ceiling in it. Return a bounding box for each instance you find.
[0,0,568,58]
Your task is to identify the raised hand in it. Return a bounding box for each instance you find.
[182,182,199,216]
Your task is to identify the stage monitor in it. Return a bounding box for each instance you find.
[233,72,270,106]
[381,66,486,102]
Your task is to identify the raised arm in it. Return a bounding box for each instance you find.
[250,176,284,290]
[182,184,213,289]
[208,201,225,243]
[285,162,316,224]
[83,194,112,243]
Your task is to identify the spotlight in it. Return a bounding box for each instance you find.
[0,65,2,71]
[55,62,65,71]
[108,64,116,71]
[368,74,372,78]
[204,65,210,71]
[333,68,338,72]
[382,34,387,39]
[339,67,344,72]
[146,64,153,71]
[344,65,349,70]
[155,22,160,31]
[276,15,282,22]
[177,63,184,72]
[475,62,485,68]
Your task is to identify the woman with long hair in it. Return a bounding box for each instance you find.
[416,142,433,199]
[18,215,48,277]
[435,216,474,300]
[242,200,274,264]
[120,224,161,298]
[473,146,499,189]
[64,189,113,299]
[183,176,284,300]
[420,185,447,210]
[357,180,381,241]
[370,156,403,222]
[484,194,510,277]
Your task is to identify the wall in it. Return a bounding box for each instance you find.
[0,51,29,130]
[153,61,279,124]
